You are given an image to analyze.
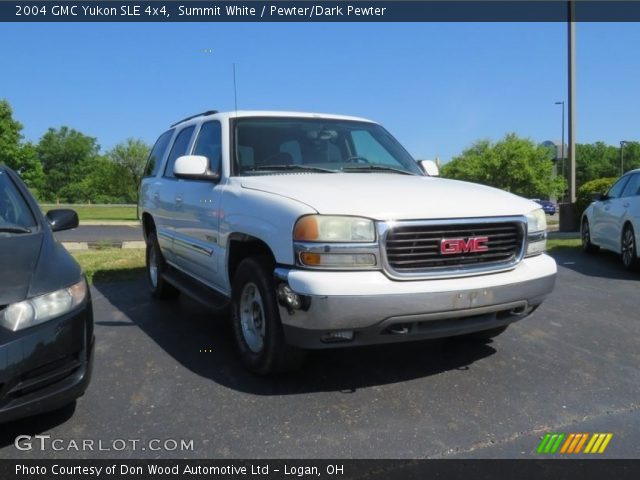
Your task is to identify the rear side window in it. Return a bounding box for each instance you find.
[144,129,174,178]
[164,126,196,178]
[621,173,640,197]
[193,121,222,172]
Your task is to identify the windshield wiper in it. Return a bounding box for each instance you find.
[0,224,32,234]
[341,165,416,175]
[245,164,336,173]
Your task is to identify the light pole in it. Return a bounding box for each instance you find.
[620,140,629,175]
[555,101,565,194]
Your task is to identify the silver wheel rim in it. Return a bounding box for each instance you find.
[622,229,635,266]
[239,282,266,353]
[149,246,159,288]
[582,222,590,247]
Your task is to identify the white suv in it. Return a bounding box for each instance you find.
[138,110,557,374]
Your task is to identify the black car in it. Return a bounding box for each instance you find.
[531,198,557,216]
[0,165,93,423]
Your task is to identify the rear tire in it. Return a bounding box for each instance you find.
[621,224,639,271]
[231,256,305,375]
[581,218,599,253]
[146,232,179,299]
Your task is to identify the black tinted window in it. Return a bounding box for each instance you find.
[0,171,36,230]
[193,121,222,172]
[621,173,640,197]
[144,129,174,177]
[607,176,630,199]
[164,126,195,178]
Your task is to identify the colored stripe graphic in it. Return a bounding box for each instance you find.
[539,433,613,454]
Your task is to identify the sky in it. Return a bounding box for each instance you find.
[1,21,639,162]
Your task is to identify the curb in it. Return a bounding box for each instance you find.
[548,231,580,239]
[79,221,140,226]
[62,241,146,251]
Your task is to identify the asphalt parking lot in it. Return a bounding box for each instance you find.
[1,248,639,459]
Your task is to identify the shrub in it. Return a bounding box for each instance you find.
[576,177,617,215]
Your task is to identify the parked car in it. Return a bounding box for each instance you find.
[530,199,557,216]
[0,165,93,423]
[138,110,557,374]
[581,169,640,270]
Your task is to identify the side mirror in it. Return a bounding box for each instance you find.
[417,160,439,177]
[591,192,607,201]
[46,209,79,232]
[174,155,219,181]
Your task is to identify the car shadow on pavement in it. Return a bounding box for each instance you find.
[0,402,76,448]
[549,247,640,281]
[93,279,498,396]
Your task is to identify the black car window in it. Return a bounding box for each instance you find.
[0,171,37,230]
[607,176,630,199]
[164,125,196,178]
[193,121,222,172]
[144,129,174,178]
[621,173,640,197]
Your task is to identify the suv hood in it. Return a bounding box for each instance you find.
[240,174,539,220]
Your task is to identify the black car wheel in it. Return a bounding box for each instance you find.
[231,256,305,375]
[146,232,179,299]
[581,218,599,253]
[621,224,639,271]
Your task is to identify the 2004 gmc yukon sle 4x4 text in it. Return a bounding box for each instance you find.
[138,110,557,374]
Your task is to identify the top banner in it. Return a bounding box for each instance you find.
[4,1,640,23]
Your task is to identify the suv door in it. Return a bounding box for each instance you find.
[173,120,226,288]
[618,173,640,251]
[160,125,196,267]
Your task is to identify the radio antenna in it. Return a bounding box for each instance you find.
[233,63,238,113]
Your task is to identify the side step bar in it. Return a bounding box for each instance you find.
[162,267,229,312]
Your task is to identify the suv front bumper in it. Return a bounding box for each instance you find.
[275,254,557,348]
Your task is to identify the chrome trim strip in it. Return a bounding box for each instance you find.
[379,216,527,280]
[173,236,214,257]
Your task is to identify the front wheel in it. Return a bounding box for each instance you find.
[621,224,639,271]
[231,256,305,375]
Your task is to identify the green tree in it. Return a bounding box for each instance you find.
[442,133,565,198]
[107,138,150,202]
[0,100,45,194]
[37,127,101,202]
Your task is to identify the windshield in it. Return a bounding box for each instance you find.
[233,117,423,176]
[0,170,37,233]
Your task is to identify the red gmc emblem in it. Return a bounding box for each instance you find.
[440,236,489,255]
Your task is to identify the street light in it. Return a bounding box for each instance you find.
[555,101,565,193]
[620,140,629,175]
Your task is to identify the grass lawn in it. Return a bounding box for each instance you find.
[547,238,581,251]
[41,204,138,222]
[71,248,145,284]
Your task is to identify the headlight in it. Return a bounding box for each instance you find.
[525,208,547,257]
[0,279,87,332]
[294,215,375,243]
[526,208,547,234]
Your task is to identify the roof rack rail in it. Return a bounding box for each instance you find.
[170,110,218,127]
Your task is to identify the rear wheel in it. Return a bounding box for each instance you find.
[621,224,639,271]
[581,218,599,253]
[231,256,305,374]
[146,232,179,299]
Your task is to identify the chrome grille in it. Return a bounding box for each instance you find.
[383,219,526,277]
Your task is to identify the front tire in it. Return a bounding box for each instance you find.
[581,218,599,253]
[231,256,305,375]
[621,224,639,271]
[146,232,179,299]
